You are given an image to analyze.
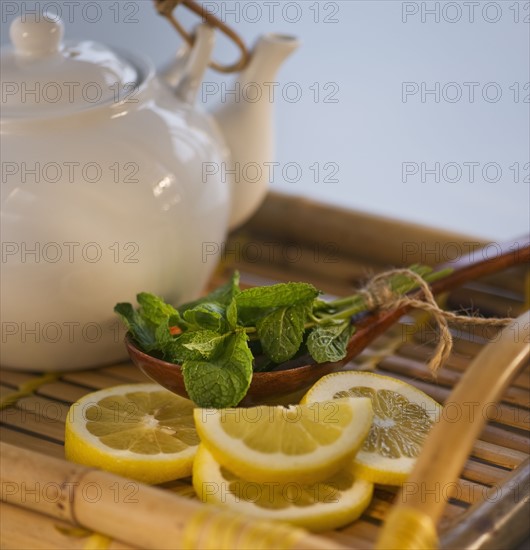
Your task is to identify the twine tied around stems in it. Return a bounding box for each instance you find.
[359,269,513,375]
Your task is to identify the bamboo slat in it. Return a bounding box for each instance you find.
[99,364,152,383]
[0,400,66,442]
[377,355,530,408]
[61,370,134,390]
[0,426,64,458]
[470,440,528,469]
[0,370,38,387]
[398,343,530,391]
[478,424,530,455]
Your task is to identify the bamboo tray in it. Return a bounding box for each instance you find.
[1,193,529,549]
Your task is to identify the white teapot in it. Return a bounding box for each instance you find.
[0,12,298,370]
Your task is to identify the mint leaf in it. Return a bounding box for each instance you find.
[182,331,229,359]
[236,282,319,327]
[154,319,175,357]
[158,329,226,363]
[178,271,240,314]
[307,322,355,364]
[183,302,226,332]
[114,303,156,351]
[256,302,310,363]
[151,320,222,363]
[226,298,238,330]
[236,305,276,327]
[182,331,253,407]
[136,292,179,326]
[236,282,319,309]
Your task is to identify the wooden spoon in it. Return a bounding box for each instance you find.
[125,237,529,404]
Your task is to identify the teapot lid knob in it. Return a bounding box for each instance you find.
[10,13,64,57]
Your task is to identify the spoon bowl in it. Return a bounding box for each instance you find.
[125,238,529,405]
[124,334,343,405]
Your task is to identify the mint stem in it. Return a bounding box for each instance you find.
[275,267,453,332]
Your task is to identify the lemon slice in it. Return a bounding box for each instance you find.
[193,398,373,484]
[302,372,442,486]
[193,444,373,531]
[65,383,199,484]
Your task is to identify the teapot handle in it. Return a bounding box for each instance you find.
[162,24,215,105]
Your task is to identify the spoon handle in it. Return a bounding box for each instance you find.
[346,237,529,361]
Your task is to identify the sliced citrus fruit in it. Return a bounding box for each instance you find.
[302,372,442,486]
[65,383,199,484]
[193,398,373,484]
[193,444,373,531]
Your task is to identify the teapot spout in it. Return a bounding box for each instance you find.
[213,34,299,229]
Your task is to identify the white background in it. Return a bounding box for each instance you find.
[2,1,529,240]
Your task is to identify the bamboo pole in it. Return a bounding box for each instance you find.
[376,311,530,549]
[0,501,134,550]
[0,442,346,550]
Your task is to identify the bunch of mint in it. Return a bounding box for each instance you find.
[115,266,450,408]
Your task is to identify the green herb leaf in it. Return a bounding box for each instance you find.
[154,319,176,358]
[182,331,253,407]
[114,303,156,351]
[307,322,355,364]
[183,303,226,332]
[159,329,227,363]
[236,282,319,309]
[226,298,238,330]
[178,271,240,314]
[236,282,319,326]
[149,322,205,363]
[136,292,180,326]
[181,331,230,359]
[256,302,311,363]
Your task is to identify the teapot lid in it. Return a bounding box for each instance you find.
[1,13,144,118]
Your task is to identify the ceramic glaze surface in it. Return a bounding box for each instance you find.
[1,83,229,369]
